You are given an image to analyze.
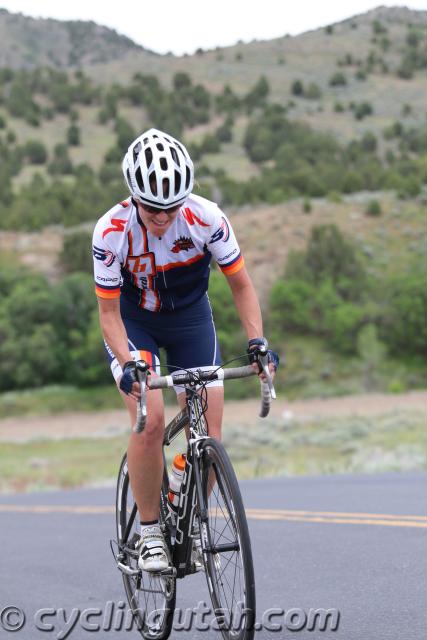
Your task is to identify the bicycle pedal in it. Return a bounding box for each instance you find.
[117,561,141,577]
[156,566,176,578]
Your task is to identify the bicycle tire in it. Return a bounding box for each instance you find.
[116,453,176,640]
[197,438,256,640]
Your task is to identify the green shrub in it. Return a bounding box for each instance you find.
[304,83,322,100]
[291,79,304,96]
[329,72,347,87]
[67,124,80,146]
[60,231,93,274]
[382,269,427,357]
[303,198,312,213]
[48,144,73,175]
[355,69,367,81]
[24,140,48,164]
[365,199,382,216]
[354,102,373,120]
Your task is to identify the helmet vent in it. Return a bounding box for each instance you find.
[133,141,141,164]
[149,171,157,195]
[160,157,168,171]
[174,170,181,195]
[170,147,179,165]
[135,167,144,192]
[156,143,164,151]
[163,178,170,198]
[185,167,191,190]
[144,148,153,168]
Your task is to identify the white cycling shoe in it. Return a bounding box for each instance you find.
[137,525,169,572]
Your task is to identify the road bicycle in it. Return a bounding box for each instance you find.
[112,351,276,640]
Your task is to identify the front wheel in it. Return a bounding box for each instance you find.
[197,438,256,640]
[116,453,176,640]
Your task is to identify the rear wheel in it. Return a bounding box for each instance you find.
[197,438,256,640]
[116,454,176,640]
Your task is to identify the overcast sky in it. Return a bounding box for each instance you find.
[1,1,426,55]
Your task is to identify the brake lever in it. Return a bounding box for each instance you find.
[133,360,150,433]
[258,352,277,400]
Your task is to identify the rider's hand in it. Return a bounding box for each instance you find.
[247,338,279,382]
[119,361,141,400]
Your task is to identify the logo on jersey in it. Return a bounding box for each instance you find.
[102,218,127,238]
[171,236,195,253]
[93,245,115,267]
[182,207,210,227]
[209,217,230,244]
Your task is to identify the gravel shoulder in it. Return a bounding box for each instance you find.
[1,391,427,443]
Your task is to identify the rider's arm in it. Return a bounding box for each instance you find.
[97,297,133,368]
[224,265,263,340]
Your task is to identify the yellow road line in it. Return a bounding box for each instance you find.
[1,504,427,528]
[245,508,427,522]
[244,511,427,528]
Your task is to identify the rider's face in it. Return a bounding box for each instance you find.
[137,202,181,237]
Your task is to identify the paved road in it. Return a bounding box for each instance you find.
[1,472,426,639]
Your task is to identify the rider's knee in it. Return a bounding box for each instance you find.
[129,413,164,444]
[141,416,164,440]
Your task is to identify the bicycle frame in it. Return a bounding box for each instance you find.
[164,386,209,578]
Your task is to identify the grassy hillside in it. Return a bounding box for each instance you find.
[0,8,152,68]
[1,5,427,199]
[1,5,427,400]
[84,6,427,131]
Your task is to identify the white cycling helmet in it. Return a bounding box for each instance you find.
[122,128,194,209]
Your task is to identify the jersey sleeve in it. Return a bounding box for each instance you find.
[92,219,122,299]
[207,208,244,276]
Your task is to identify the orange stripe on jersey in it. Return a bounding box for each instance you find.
[95,286,121,299]
[157,253,205,273]
[220,255,245,276]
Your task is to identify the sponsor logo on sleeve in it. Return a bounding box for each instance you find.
[102,217,127,238]
[96,276,120,283]
[93,245,116,267]
[216,248,237,263]
[171,236,196,253]
[209,216,230,244]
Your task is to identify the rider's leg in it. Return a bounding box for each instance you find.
[121,382,165,522]
[177,385,224,440]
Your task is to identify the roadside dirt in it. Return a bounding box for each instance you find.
[1,391,427,443]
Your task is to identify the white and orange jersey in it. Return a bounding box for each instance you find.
[92,193,244,312]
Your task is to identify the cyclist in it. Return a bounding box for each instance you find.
[92,128,279,572]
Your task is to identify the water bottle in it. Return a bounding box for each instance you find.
[168,453,186,511]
